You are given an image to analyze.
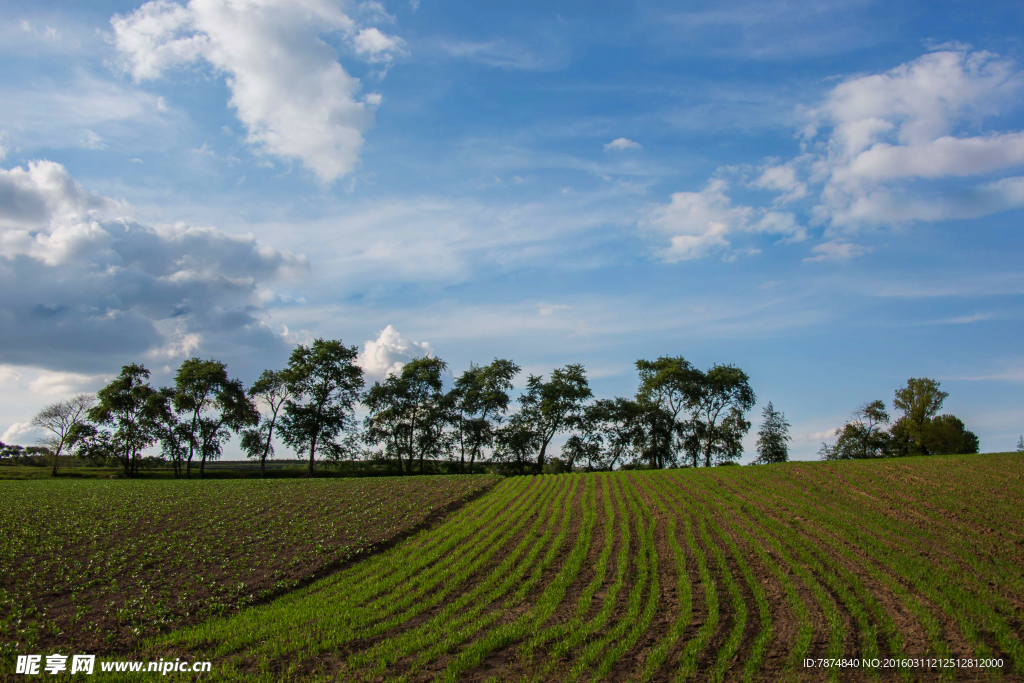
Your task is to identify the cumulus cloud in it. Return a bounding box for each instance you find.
[1,421,41,445]
[752,163,807,203]
[650,47,1024,263]
[0,159,306,371]
[644,179,803,261]
[810,48,1024,229]
[354,27,406,64]
[111,0,401,182]
[357,325,432,381]
[604,138,642,151]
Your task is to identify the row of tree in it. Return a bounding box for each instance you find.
[21,341,986,478]
[818,378,979,460]
[19,340,791,477]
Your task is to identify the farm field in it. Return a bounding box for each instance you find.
[135,453,1024,682]
[0,475,497,660]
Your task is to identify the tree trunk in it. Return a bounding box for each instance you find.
[187,413,198,479]
[307,432,317,478]
[393,434,405,475]
[458,414,465,474]
[261,420,274,479]
[537,439,549,475]
[50,441,62,477]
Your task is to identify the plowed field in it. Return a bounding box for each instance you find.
[144,452,1023,682]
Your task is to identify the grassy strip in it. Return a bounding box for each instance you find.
[825,463,1024,663]
[748,469,951,679]
[676,475,774,683]
[651,474,719,683]
[538,474,633,678]
[336,476,529,589]
[347,475,575,677]
[519,473,615,666]
[410,474,581,680]
[158,475,544,670]
[805,480,1024,678]
[564,475,653,682]
[676,475,812,682]
[591,474,661,680]
[666,471,843,683]
[718,473,908,682]
[632,473,694,683]
[431,474,599,682]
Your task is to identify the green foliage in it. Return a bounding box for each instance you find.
[822,380,979,459]
[635,356,700,466]
[88,364,160,477]
[172,358,257,478]
[451,358,520,472]
[516,364,592,473]
[492,412,541,475]
[364,356,451,475]
[241,369,292,477]
[819,400,892,460]
[753,401,791,464]
[683,364,756,467]
[280,338,364,477]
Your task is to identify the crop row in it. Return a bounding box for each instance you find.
[0,475,496,661]
[84,453,1024,681]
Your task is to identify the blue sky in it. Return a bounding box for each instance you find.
[1,0,1022,460]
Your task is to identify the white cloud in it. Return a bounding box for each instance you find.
[353,27,406,65]
[27,370,110,396]
[0,159,306,371]
[0,73,172,153]
[111,0,398,182]
[802,239,872,262]
[646,47,1024,262]
[604,138,642,151]
[810,48,1024,229]
[0,365,21,385]
[752,163,807,203]
[840,132,1024,181]
[357,325,432,380]
[1,421,41,445]
[644,179,803,261]
[806,427,840,442]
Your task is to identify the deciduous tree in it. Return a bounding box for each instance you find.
[891,377,948,456]
[281,339,364,477]
[172,358,257,478]
[517,364,592,474]
[635,356,700,467]
[363,357,450,475]
[241,369,293,478]
[683,364,756,467]
[31,394,95,476]
[494,412,541,475]
[88,364,159,477]
[451,359,519,472]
